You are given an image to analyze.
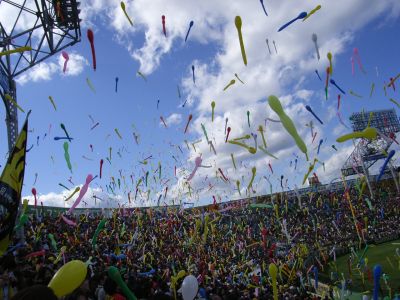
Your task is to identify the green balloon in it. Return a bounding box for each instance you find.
[268,95,308,158]
[92,219,106,247]
[108,266,137,300]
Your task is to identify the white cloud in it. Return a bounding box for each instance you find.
[58,52,89,76]
[23,186,126,209]
[12,0,400,207]
[164,113,182,126]
[16,62,59,85]
[16,52,87,85]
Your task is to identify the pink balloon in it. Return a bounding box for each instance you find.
[187,156,202,181]
[62,51,69,73]
[61,214,77,226]
[67,174,93,214]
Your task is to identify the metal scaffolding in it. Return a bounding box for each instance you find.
[341,109,400,189]
[0,0,81,152]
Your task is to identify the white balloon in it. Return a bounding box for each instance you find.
[181,275,198,300]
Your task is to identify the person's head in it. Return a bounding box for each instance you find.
[103,277,117,296]
[11,285,57,300]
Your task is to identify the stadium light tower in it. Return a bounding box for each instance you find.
[0,0,81,153]
[341,109,400,199]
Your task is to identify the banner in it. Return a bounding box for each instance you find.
[0,116,28,255]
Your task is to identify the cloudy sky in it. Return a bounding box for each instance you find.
[0,0,399,209]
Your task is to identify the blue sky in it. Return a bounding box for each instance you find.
[0,0,400,208]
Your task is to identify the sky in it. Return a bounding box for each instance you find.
[0,0,400,209]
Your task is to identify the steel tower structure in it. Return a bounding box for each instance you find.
[0,0,81,153]
[341,109,400,176]
[341,109,400,198]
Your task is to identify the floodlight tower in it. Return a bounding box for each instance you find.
[0,0,81,153]
[341,109,400,198]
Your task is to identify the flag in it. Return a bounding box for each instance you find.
[0,116,28,255]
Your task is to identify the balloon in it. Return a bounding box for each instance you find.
[353,48,366,74]
[303,5,321,21]
[87,29,96,70]
[67,174,93,214]
[324,66,330,100]
[0,46,31,56]
[160,116,168,128]
[25,249,45,258]
[48,260,87,298]
[185,20,194,42]
[187,156,202,181]
[317,139,323,155]
[327,52,333,74]
[53,246,66,264]
[218,168,229,182]
[269,263,278,300]
[180,275,198,300]
[61,214,77,226]
[247,167,256,190]
[115,77,119,93]
[266,38,272,54]
[257,125,267,147]
[60,123,72,141]
[120,2,133,26]
[336,127,377,143]
[278,12,307,32]
[48,233,57,251]
[268,95,308,159]
[48,96,57,111]
[315,69,322,81]
[137,71,147,81]
[15,214,28,231]
[305,105,323,124]
[349,90,362,98]
[370,82,375,98]
[235,73,244,84]
[247,110,251,127]
[311,33,320,60]
[330,79,346,94]
[223,79,236,91]
[184,114,193,134]
[234,16,247,66]
[162,15,167,37]
[313,266,318,289]
[191,65,195,84]
[258,146,278,159]
[272,40,278,54]
[210,101,217,123]
[229,140,257,154]
[108,266,137,300]
[259,0,268,16]
[115,128,123,139]
[4,94,25,112]
[201,123,209,143]
[86,77,96,93]
[32,188,37,207]
[92,219,106,247]
[223,126,231,143]
[377,150,395,182]
[61,51,69,73]
[373,265,382,300]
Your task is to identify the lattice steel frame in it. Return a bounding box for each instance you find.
[341,109,400,177]
[0,0,81,153]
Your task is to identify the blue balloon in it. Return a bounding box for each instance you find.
[373,264,382,300]
[377,150,395,182]
[313,266,318,289]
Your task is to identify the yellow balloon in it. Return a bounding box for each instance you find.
[336,127,377,143]
[268,95,308,159]
[48,260,87,297]
[269,263,278,300]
